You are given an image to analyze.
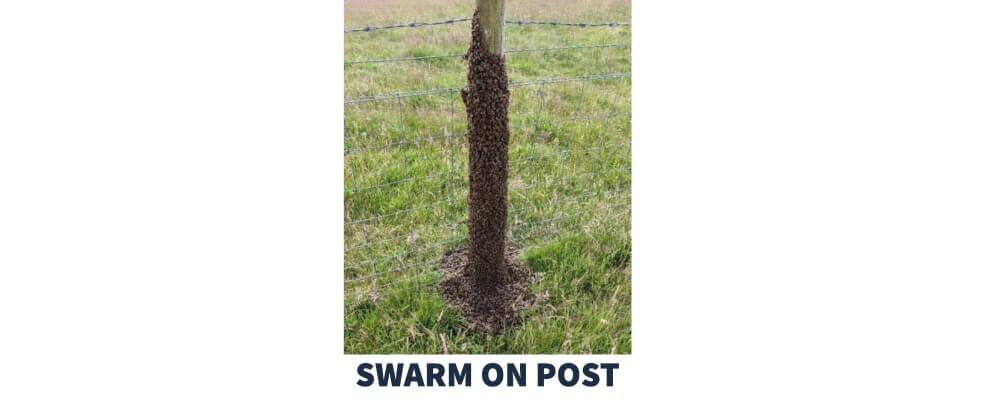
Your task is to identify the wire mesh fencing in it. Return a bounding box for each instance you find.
[345,17,630,33]
[345,16,631,303]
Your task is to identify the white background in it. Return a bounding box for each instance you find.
[2,0,999,398]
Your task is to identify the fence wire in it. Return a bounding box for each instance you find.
[345,43,628,65]
[345,72,629,104]
[346,18,629,33]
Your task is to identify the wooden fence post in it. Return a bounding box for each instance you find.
[476,0,506,55]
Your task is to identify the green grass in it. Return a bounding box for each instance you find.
[344,0,631,354]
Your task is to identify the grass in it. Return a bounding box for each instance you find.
[344,0,631,354]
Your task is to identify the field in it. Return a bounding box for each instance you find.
[344,0,632,354]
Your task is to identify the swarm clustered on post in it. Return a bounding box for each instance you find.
[438,11,537,332]
[462,10,510,291]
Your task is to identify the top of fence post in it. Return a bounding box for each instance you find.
[476,0,506,55]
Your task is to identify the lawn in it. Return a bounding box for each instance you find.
[344,0,632,354]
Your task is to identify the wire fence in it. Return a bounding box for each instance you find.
[345,17,630,33]
[345,43,628,65]
[345,72,629,104]
[345,15,631,302]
